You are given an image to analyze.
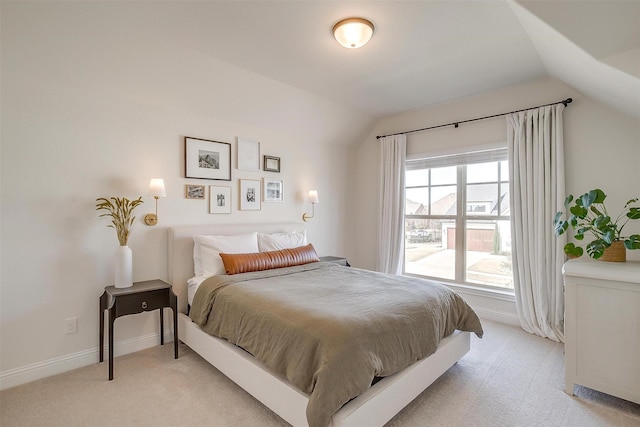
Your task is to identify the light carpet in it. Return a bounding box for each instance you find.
[1,320,638,426]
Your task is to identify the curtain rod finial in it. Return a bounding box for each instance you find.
[563,98,573,106]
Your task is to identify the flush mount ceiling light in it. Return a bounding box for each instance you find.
[332,17,374,49]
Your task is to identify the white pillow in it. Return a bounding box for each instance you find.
[193,232,259,276]
[258,230,307,252]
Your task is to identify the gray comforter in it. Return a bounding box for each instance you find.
[190,262,483,427]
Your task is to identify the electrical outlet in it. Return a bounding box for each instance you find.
[64,317,77,335]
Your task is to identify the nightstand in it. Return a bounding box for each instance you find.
[99,279,178,380]
[319,256,350,267]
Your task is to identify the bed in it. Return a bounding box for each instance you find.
[168,223,483,427]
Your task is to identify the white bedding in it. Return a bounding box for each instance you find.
[188,230,308,305]
[187,274,211,305]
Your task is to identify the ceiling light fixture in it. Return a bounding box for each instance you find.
[332,17,374,49]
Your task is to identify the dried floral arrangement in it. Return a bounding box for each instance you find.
[95,196,143,246]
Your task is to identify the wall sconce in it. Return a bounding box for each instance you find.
[144,178,166,226]
[302,190,319,222]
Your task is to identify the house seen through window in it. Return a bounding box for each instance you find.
[404,148,513,290]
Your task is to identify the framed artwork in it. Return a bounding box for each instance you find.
[239,179,261,210]
[185,136,231,181]
[263,178,283,202]
[209,186,231,214]
[264,155,281,173]
[237,138,260,171]
[185,184,205,199]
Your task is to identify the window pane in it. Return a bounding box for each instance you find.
[404,219,454,281]
[467,161,498,183]
[405,188,429,214]
[500,185,510,216]
[431,166,456,185]
[466,183,498,215]
[465,220,513,289]
[430,185,456,215]
[500,160,509,181]
[406,169,428,187]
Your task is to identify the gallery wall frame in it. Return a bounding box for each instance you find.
[263,178,284,203]
[209,186,231,214]
[237,138,261,171]
[185,184,206,199]
[239,179,261,210]
[263,155,281,173]
[185,136,231,181]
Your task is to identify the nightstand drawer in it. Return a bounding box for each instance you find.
[115,289,169,317]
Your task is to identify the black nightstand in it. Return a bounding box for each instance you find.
[99,279,178,380]
[319,256,350,267]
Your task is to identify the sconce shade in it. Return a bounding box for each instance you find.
[303,190,319,222]
[145,178,165,226]
[332,17,374,49]
[148,178,166,197]
[308,190,319,204]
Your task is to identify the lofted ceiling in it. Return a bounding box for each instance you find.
[80,1,640,119]
[161,1,550,117]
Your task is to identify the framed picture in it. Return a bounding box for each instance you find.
[237,138,260,171]
[209,186,231,214]
[239,179,261,210]
[263,178,283,202]
[264,155,281,173]
[185,136,231,181]
[185,184,205,199]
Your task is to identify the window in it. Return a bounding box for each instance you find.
[404,148,513,290]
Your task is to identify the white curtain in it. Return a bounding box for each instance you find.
[507,104,565,342]
[377,134,407,275]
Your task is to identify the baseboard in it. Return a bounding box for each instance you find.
[1,308,518,391]
[450,286,521,327]
[0,330,175,391]
[474,307,521,327]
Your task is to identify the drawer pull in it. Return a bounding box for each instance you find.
[141,301,148,309]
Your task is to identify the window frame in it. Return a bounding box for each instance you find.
[404,147,512,292]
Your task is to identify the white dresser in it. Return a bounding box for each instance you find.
[563,258,640,404]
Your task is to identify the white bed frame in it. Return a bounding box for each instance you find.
[168,224,471,427]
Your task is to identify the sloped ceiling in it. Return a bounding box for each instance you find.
[153,0,548,117]
[28,1,639,119]
[511,0,640,118]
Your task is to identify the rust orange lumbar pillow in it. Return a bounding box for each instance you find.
[219,243,320,275]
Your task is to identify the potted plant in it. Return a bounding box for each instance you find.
[553,189,640,261]
[96,196,143,287]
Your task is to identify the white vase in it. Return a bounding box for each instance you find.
[114,245,133,288]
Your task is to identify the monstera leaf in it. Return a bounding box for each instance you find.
[625,235,640,250]
[554,189,640,259]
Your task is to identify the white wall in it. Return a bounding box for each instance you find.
[0,2,373,387]
[3,2,639,389]
[347,77,640,321]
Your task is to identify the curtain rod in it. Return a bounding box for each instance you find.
[376,97,572,140]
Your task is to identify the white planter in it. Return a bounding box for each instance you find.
[114,245,133,288]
